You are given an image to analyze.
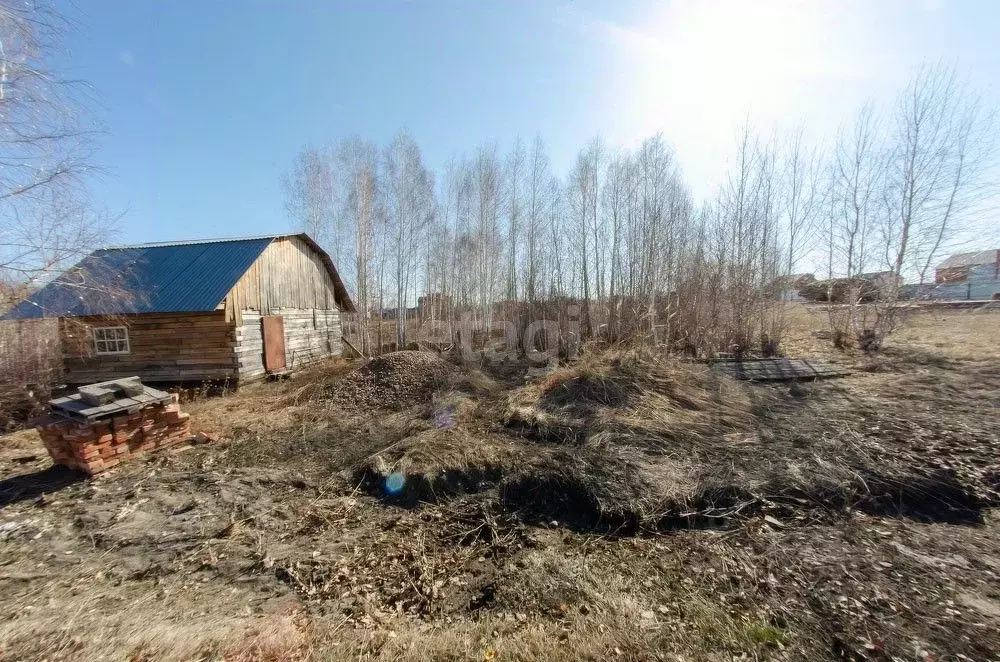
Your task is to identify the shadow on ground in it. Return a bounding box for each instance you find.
[0,466,85,508]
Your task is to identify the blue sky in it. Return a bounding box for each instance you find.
[55,0,1000,246]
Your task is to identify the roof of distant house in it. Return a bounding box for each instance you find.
[936,249,999,270]
[1,233,354,320]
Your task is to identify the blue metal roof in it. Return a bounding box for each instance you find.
[3,237,274,319]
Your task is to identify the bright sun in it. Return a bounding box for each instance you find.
[604,0,862,194]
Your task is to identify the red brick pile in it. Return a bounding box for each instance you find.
[36,394,191,474]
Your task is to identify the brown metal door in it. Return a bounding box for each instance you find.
[262,316,286,371]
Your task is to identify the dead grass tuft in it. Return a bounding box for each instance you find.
[223,607,313,662]
[498,346,998,529]
[496,351,760,528]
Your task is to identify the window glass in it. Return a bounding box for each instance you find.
[92,326,130,355]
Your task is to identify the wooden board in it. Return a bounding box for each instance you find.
[262,315,286,372]
[712,358,850,382]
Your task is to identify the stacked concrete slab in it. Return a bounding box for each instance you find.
[35,377,192,474]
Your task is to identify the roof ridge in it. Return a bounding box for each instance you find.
[105,233,302,250]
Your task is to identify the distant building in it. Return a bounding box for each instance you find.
[935,249,999,284]
[912,249,1000,301]
[797,272,899,303]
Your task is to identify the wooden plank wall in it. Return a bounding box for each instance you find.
[234,307,341,380]
[234,311,265,380]
[224,236,338,325]
[61,312,238,384]
[280,308,342,369]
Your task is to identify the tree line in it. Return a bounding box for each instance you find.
[286,65,996,356]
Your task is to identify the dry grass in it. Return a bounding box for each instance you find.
[781,302,1000,362]
[0,577,300,661]
[2,305,1000,660]
[510,349,754,442]
[184,356,360,435]
[182,319,1000,531]
[223,606,313,662]
[888,306,1000,360]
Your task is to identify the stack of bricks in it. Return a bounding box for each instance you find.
[36,394,191,475]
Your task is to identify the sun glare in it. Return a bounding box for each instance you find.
[609,0,852,193]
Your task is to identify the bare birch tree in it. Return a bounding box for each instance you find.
[829,104,884,281]
[0,1,109,308]
[503,139,525,303]
[384,131,435,348]
[883,64,997,285]
[523,136,552,305]
[472,145,503,333]
[284,148,335,258]
[343,140,381,354]
[602,150,631,339]
[779,128,823,276]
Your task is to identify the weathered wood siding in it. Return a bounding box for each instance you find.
[234,311,265,380]
[223,236,340,325]
[224,235,345,380]
[969,262,1000,283]
[60,312,237,384]
[235,308,341,380]
[281,308,342,369]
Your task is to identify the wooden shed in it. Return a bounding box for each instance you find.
[1,234,355,385]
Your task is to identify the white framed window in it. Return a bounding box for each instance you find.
[92,326,130,355]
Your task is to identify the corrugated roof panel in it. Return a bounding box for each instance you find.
[152,239,272,312]
[3,237,273,319]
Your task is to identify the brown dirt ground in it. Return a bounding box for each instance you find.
[1,305,999,661]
